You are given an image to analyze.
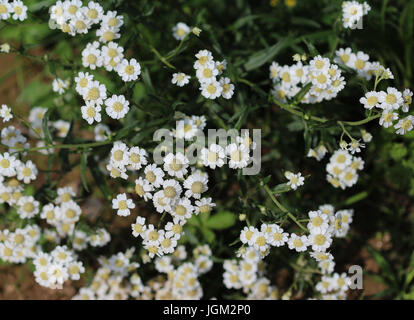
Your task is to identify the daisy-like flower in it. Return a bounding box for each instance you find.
[0,104,12,122]
[105,94,130,119]
[173,118,199,140]
[269,61,280,82]
[107,161,128,179]
[165,217,186,240]
[163,152,189,178]
[351,51,370,73]
[94,124,111,141]
[11,0,27,21]
[16,160,38,184]
[310,251,334,263]
[68,261,85,281]
[331,149,352,169]
[110,141,130,168]
[72,230,88,251]
[285,171,305,190]
[70,13,93,35]
[117,58,141,82]
[226,143,249,169]
[379,108,399,128]
[152,190,171,214]
[240,226,257,246]
[200,144,225,169]
[307,210,330,234]
[112,193,135,217]
[56,186,76,204]
[144,164,165,188]
[310,55,331,72]
[81,102,101,124]
[131,216,147,238]
[194,50,213,70]
[82,1,104,24]
[41,203,58,224]
[53,120,70,138]
[359,91,385,109]
[17,196,39,219]
[348,139,365,154]
[194,197,215,215]
[288,233,309,252]
[395,115,414,135]
[59,200,82,223]
[0,1,11,20]
[134,177,153,201]
[74,72,94,95]
[267,224,288,247]
[159,233,178,254]
[48,263,69,286]
[102,10,124,29]
[52,78,70,95]
[251,230,269,252]
[83,80,107,106]
[0,152,17,177]
[96,25,121,43]
[172,22,190,40]
[183,172,208,199]
[196,62,219,84]
[172,72,190,87]
[220,77,235,99]
[162,179,182,201]
[128,147,148,170]
[101,41,124,71]
[81,42,102,70]
[402,89,413,112]
[381,87,403,110]
[309,229,333,252]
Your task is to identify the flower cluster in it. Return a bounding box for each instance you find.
[0,104,12,122]
[360,88,413,135]
[335,48,393,81]
[193,50,235,100]
[0,0,27,21]
[326,149,364,189]
[270,55,346,104]
[341,1,371,29]
[33,245,85,289]
[50,0,122,41]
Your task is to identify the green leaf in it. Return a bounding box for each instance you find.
[205,211,237,230]
[80,151,90,193]
[365,244,397,285]
[201,227,215,243]
[42,107,54,145]
[272,183,291,194]
[342,191,369,206]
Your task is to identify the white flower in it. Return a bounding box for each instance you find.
[162,179,182,201]
[128,146,148,170]
[251,230,269,252]
[173,118,199,140]
[240,226,257,246]
[0,152,17,177]
[402,89,413,112]
[196,62,219,84]
[348,139,365,154]
[59,200,82,223]
[81,102,101,124]
[11,0,27,21]
[56,186,76,204]
[134,177,153,201]
[144,164,165,188]
[48,263,69,286]
[309,229,333,252]
[16,160,38,184]
[101,41,124,71]
[200,144,225,169]
[194,197,215,215]
[395,115,414,135]
[0,104,12,122]
[220,77,235,99]
[285,171,305,190]
[105,94,130,119]
[102,10,124,30]
[152,190,171,214]
[379,108,398,128]
[68,261,85,280]
[266,225,288,247]
[183,172,208,199]
[81,42,103,70]
[83,80,107,106]
[96,25,121,43]
[163,152,189,178]
[194,50,213,69]
[288,233,309,252]
[131,216,147,238]
[159,234,178,254]
[94,123,111,141]
[110,141,130,168]
[106,162,128,180]
[117,58,141,82]
[381,87,403,110]
[165,217,186,240]
[331,149,352,169]
[172,72,190,87]
[112,193,135,217]
[17,196,39,219]
[0,1,11,20]
[82,1,104,24]
[75,72,94,95]
[0,42,10,53]
[53,120,70,138]
[359,91,385,109]
[226,143,249,169]
[172,22,190,40]
[307,210,330,234]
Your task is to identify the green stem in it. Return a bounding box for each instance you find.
[149,45,176,70]
[263,184,308,232]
